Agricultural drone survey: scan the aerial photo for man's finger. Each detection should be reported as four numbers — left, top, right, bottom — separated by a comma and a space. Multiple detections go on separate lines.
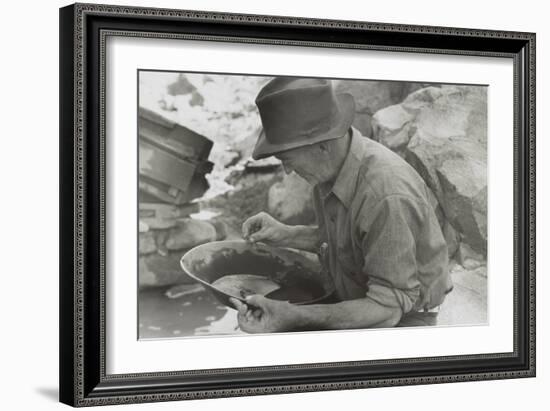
241, 218, 254, 238
242, 214, 263, 238
245, 308, 256, 322
229, 297, 248, 316
252, 308, 263, 320
250, 226, 275, 243
245, 294, 270, 311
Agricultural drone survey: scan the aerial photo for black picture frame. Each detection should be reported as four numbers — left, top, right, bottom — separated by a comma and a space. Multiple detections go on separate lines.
59, 3, 536, 407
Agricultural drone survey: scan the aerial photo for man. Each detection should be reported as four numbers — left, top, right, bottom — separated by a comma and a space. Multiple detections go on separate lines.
230, 77, 452, 333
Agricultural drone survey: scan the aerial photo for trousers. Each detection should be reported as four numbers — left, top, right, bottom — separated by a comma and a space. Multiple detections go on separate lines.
396, 311, 439, 327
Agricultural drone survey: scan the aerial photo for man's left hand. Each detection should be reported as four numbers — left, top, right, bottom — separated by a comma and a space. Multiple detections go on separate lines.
229, 295, 298, 333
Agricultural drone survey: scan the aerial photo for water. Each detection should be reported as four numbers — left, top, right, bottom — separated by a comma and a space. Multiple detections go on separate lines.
138, 285, 243, 339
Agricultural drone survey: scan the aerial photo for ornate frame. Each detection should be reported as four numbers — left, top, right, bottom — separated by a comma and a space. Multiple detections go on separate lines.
59, 2, 536, 407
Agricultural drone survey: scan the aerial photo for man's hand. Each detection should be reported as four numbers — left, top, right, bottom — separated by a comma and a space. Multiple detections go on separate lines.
229, 295, 298, 333
242, 212, 291, 246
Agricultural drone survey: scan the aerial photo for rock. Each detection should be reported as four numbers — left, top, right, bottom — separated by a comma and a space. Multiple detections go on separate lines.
139, 232, 157, 255
210, 220, 228, 241
436, 160, 487, 254
456, 242, 485, 270
164, 219, 218, 251
167, 74, 198, 96
207, 168, 283, 234
139, 253, 195, 288
351, 112, 374, 138
473, 265, 487, 278
371, 104, 415, 151
139, 203, 200, 230
225, 165, 283, 192
426, 187, 459, 259
140, 202, 200, 219
442, 220, 460, 259
155, 230, 169, 256
139, 220, 149, 233
217, 149, 241, 168
232, 126, 263, 160
267, 173, 315, 225
188, 91, 205, 107
335, 80, 428, 137
448, 262, 487, 302
395, 85, 488, 255
139, 216, 178, 230
166, 74, 205, 108
244, 157, 281, 171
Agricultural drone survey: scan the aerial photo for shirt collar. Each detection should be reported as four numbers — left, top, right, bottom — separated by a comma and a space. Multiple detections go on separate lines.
318, 127, 363, 208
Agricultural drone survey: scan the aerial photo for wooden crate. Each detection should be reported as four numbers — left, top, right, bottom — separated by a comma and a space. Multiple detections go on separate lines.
138, 107, 213, 204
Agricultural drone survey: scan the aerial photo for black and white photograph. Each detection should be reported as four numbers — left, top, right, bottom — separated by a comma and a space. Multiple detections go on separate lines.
54, 1, 536, 407
137, 71, 488, 339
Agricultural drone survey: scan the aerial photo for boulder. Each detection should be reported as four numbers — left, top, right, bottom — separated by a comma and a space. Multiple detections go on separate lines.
139, 253, 195, 288
164, 219, 218, 251
225, 163, 283, 192
335, 80, 427, 137
456, 242, 485, 270
426, 187, 459, 259
139, 203, 200, 230
167, 74, 197, 96
442, 220, 460, 260
394, 85, 488, 255
139, 231, 157, 255
218, 149, 241, 168
139, 220, 149, 233
371, 104, 415, 152
267, 173, 316, 225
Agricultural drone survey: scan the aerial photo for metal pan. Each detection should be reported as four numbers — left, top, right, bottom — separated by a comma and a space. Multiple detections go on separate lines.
180, 240, 335, 308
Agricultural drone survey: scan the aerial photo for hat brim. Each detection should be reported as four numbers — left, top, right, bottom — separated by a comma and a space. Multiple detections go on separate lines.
251, 93, 355, 160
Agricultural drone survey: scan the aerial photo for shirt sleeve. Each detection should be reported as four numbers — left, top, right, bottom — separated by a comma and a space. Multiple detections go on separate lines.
358, 194, 430, 315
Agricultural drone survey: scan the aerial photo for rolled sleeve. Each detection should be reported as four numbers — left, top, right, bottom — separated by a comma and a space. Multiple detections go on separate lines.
359, 194, 427, 315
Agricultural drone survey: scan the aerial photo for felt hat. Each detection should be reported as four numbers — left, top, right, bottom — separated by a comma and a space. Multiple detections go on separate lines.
252, 77, 355, 160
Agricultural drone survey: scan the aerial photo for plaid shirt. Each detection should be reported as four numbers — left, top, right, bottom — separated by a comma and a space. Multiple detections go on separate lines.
313, 127, 452, 315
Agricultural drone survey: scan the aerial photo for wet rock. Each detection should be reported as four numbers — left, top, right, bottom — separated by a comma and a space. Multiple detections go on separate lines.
165, 219, 218, 251
139, 231, 157, 255
393, 85, 488, 255
267, 173, 315, 225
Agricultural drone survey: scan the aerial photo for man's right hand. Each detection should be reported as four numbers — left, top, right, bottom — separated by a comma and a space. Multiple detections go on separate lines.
242, 212, 291, 246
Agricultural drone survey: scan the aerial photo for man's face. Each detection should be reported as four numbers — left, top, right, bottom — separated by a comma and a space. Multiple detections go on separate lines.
274, 145, 323, 185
